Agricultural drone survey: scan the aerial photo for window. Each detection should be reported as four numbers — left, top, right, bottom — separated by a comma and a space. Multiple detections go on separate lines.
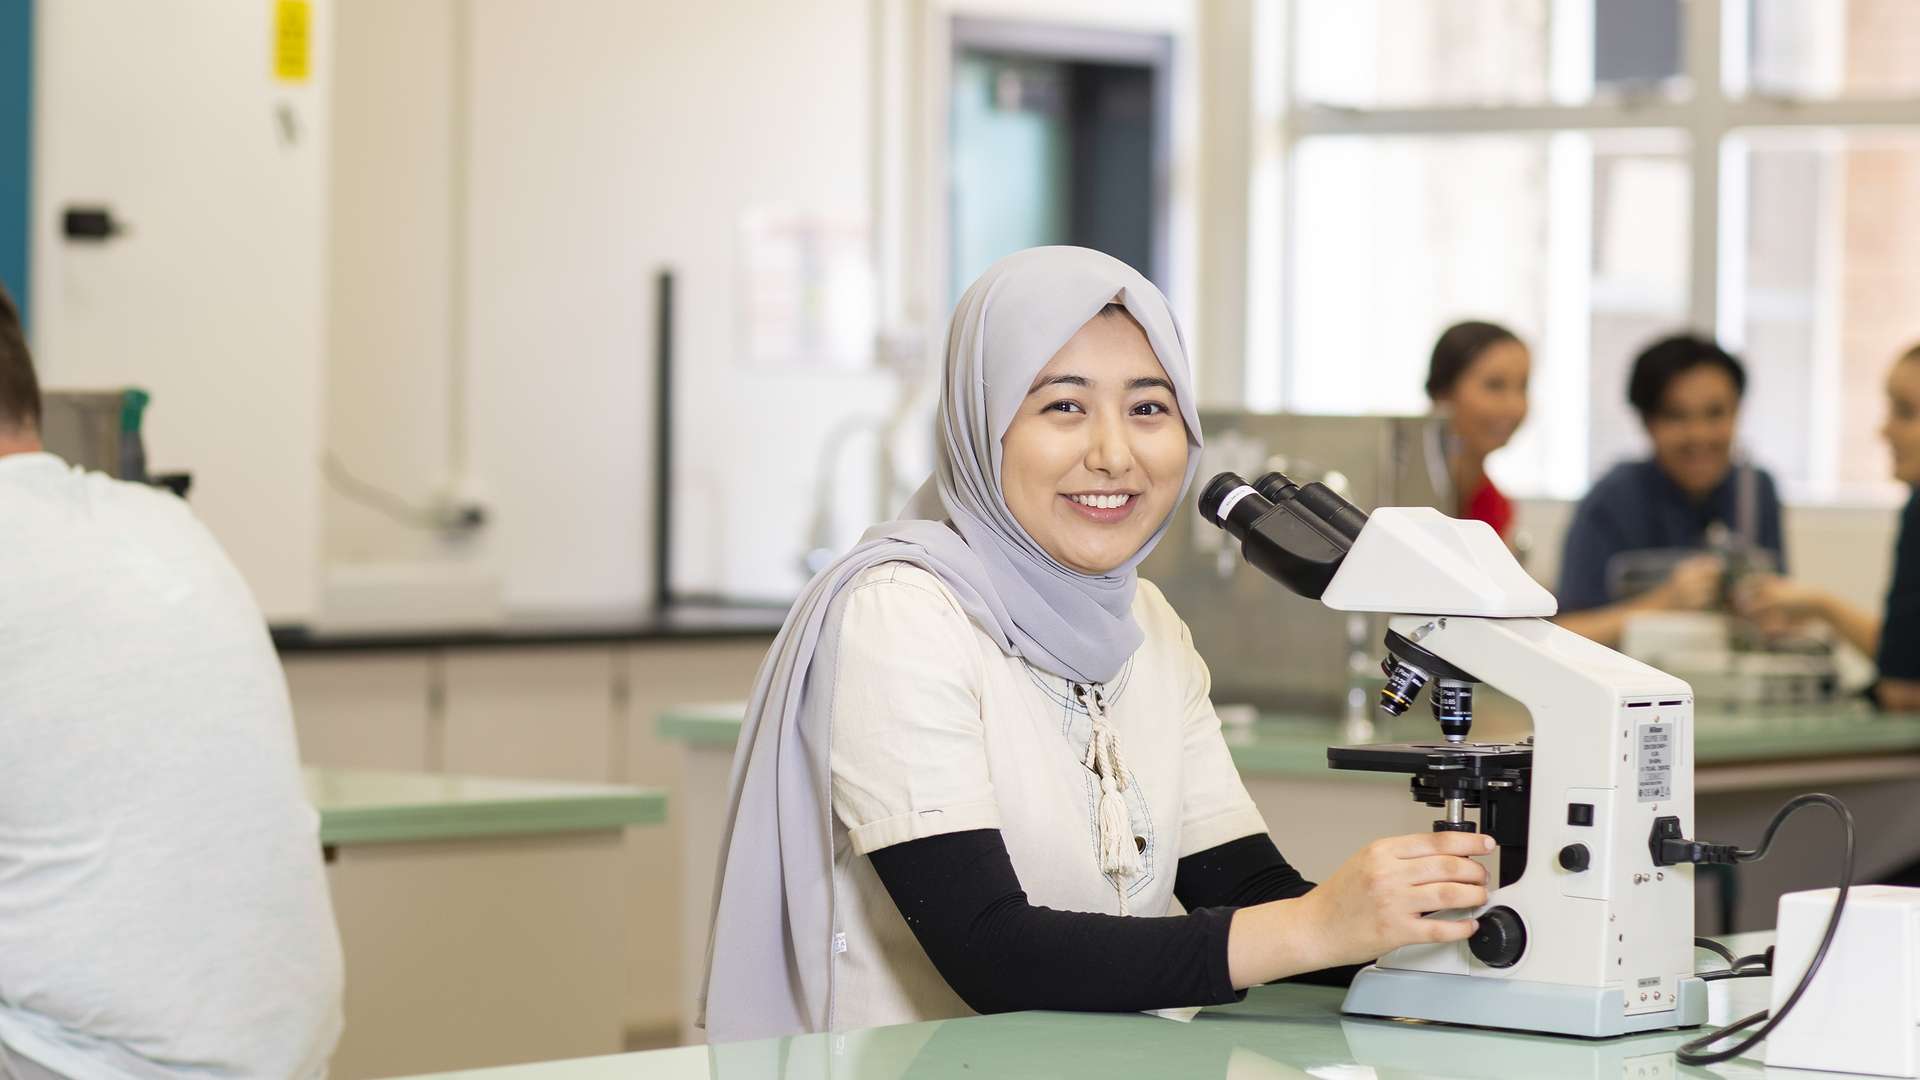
1265, 0, 1920, 503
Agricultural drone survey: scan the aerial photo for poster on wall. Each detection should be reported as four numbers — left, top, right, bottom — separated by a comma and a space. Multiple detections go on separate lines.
736, 208, 876, 371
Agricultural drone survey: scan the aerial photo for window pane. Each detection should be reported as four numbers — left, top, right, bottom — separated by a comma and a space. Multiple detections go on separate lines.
1293, 0, 1685, 109
1587, 135, 1693, 486
1743, 0, 1920, 100
1286, 133, 1690, 497
1727, 129, 1920, 501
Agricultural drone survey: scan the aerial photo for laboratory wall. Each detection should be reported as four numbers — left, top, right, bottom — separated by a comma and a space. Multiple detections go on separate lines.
323, 0, 1207, 622
29, 0, 332, 621
20, 0, 1224, 627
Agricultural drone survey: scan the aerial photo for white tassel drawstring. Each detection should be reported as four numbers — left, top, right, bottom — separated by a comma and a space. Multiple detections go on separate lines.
1075, 684, 1140, 914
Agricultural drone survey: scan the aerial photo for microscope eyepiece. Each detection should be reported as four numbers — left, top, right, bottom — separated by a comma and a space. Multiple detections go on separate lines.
1252, 472, 1300, 505
1197, 471, 1369, 601
1253, 472, 1367, 543
1198, 472, 1271, 538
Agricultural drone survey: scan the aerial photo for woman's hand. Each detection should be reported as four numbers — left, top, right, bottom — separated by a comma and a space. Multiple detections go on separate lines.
1227, 832, 1493, 985
1297, 832, 1494, 964
1733, 573, 1829, 635
1732, 573, 1886, 655
1649, 554, 1726, 612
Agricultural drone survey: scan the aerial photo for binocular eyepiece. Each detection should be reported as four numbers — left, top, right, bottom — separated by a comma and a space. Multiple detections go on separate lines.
1198, 471, 1479, 739
1197, 471, 1367, 601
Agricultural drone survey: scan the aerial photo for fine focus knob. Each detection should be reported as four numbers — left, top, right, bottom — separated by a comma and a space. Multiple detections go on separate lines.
1468, 906, 1527, 969
1558, 843, 1591, 872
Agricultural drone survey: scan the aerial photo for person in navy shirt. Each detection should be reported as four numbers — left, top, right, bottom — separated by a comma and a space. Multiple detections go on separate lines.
1737, 341, 1920, 711
1556, 335, 1786, 647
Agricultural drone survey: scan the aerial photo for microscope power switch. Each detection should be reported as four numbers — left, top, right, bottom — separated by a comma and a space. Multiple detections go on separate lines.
1557, 843, 1591, 872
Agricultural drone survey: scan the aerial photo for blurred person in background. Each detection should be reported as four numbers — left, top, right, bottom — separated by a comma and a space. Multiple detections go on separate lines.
1555, 334, 1785, 648
0, 285, 342, 1079
1424, 320, 1531, 541
1736, 341, 1920, 712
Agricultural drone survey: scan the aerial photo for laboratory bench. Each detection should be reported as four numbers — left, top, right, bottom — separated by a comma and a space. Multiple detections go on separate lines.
271, 602, 788, 654
659, 701, 1920, 1042
306, 767, 667, 1079
281, 634, 775, 1048
390, 933, 1794, 1078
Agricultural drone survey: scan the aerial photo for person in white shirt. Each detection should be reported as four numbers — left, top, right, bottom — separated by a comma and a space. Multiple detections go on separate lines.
0, 285, 343, 1079
700, 247, 1493, 1041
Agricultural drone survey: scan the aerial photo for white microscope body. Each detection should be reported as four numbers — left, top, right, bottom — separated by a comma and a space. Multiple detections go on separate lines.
1319, 507, 1705, 1036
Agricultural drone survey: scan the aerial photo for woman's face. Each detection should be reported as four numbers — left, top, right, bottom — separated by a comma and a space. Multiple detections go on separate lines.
1646, 365, 1741, 498
1881, 357, 1920, 486
1438, 339, 1530, 458
1000, 311, 1190, 575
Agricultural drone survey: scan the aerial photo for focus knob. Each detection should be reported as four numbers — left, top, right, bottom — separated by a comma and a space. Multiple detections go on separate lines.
1558, 843, 1591, 872
1468, 906, 1526, 969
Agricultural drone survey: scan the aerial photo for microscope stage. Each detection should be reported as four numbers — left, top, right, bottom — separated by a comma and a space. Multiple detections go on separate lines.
1327, 742, 1533, 776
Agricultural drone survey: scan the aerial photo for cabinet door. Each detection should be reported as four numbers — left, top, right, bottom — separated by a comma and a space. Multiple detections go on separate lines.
442, 646, 619, 781
283, 654, 435, 771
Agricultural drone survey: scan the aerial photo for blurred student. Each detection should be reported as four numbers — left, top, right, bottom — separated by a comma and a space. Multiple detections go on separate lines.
0, 286, 342, 1079
1737, 342, 1920, 711
1556, 335, 1785, 647
1424, 321, 1530, 540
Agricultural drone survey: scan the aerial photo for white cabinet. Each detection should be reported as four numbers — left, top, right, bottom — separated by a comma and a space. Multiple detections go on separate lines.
281, 635, 773, 1047
283, 654, 436, 771
442, 647, 622, 782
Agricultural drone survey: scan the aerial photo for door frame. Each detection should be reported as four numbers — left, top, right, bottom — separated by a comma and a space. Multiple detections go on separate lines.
944, 15, 1176, 299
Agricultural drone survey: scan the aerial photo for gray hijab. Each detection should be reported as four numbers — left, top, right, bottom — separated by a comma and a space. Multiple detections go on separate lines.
699, 246, 1203, 1042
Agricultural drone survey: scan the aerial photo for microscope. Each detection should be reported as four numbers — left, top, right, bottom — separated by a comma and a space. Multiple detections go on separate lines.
1200, 472, 1707, 1038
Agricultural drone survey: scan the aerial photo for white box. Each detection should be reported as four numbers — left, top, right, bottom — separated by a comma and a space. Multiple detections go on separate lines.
1766, 885, 1920, 1077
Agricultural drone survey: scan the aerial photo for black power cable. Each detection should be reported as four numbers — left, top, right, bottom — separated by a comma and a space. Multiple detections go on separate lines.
1692, 937, 1736, 967
1674, 793, 1855, 1067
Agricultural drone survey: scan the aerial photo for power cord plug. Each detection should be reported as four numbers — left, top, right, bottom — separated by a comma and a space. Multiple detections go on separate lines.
1651, 815, 1741, 866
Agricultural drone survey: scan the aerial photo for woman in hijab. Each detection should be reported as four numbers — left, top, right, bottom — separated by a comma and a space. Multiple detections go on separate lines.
699, 247, 1492, 1042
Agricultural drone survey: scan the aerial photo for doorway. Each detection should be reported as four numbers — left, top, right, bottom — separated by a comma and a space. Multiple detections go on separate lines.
947, 18, 1173, 306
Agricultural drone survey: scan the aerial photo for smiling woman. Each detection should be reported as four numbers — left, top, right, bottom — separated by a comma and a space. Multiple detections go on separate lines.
1424, 320, 1531, 539
700, 246, 1496, 1044
1000, 304, 1189, 575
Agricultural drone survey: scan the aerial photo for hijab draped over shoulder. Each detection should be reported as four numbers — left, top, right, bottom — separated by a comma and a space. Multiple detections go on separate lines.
700, 246, 1203, 1041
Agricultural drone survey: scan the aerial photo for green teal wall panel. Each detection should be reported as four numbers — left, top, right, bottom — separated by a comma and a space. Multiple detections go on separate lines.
0, 0, 30, 327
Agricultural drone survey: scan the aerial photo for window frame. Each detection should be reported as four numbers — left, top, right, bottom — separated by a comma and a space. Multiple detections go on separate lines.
1258, 0, 1920, 504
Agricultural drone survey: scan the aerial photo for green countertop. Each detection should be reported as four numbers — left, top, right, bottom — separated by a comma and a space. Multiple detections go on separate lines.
306, 768, 666, 846
397, 936, 1786, 1078
660, 701, 1920, 778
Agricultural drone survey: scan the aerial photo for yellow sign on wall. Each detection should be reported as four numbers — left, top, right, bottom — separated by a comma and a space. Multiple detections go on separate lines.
273, 0, 310, 82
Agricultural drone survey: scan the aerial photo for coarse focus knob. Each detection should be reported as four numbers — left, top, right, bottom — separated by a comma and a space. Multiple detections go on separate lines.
1469, 906, 1527, 969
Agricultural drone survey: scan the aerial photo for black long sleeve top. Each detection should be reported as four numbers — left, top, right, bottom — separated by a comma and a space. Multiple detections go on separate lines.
866, 828, 1355, 1016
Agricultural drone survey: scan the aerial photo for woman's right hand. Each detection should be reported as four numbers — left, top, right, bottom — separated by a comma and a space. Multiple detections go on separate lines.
1292, 832, 1494, 967
1227, 832, 1495, 987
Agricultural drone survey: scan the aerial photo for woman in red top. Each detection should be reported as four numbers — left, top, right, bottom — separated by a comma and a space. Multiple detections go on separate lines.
1425, 321, 1531, 539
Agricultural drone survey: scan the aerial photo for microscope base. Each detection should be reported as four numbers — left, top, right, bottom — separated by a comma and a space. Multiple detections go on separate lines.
1340, 965, 1707, 1038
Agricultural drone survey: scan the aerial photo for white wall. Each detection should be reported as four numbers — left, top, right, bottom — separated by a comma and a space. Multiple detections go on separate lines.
472, 0, 893, 608
325, 0, 460, 569
322, 0, 1209, 618
31, 1, 333, 621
